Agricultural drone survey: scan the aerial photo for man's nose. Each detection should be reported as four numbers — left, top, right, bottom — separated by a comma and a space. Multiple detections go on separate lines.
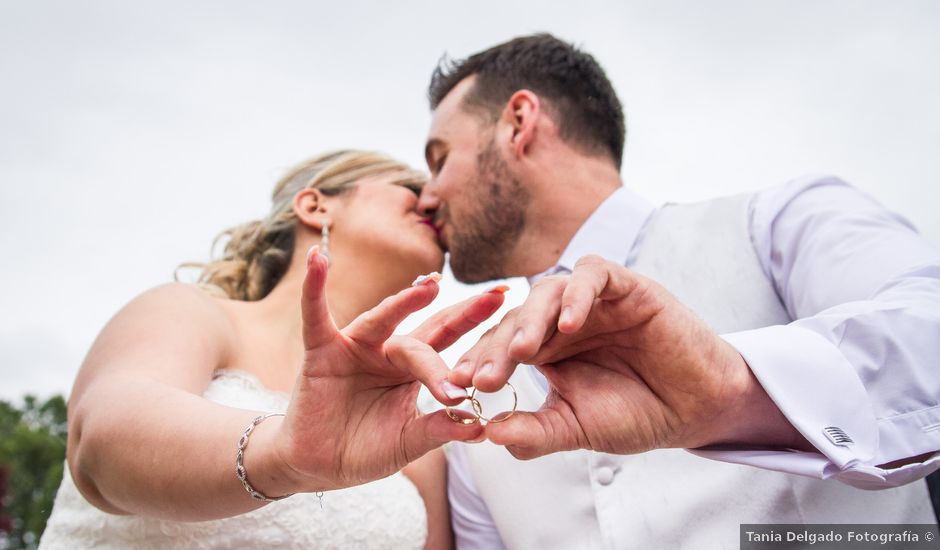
417, 187, 440, 218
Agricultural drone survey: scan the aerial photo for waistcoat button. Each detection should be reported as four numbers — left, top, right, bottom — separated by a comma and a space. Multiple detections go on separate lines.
596, 466, 615, 486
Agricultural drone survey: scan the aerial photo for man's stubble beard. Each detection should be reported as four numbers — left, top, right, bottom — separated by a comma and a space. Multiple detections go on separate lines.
447, 141, 531, 284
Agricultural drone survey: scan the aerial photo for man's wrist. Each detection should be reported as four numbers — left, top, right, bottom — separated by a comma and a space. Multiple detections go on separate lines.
698, 348, 813, 452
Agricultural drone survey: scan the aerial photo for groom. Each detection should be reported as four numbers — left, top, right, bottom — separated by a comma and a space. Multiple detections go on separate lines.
417, 34, 940, 548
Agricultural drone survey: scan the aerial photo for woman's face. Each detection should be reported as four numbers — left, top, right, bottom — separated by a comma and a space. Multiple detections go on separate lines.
328, 171, 445, 279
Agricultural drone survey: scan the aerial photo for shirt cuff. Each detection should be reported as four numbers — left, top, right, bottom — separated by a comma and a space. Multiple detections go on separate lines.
722, 324, 878, 466
687, 448, 940, 490
697, 325, 940, 488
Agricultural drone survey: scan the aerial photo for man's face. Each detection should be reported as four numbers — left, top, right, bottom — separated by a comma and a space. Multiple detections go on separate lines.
418, 78, 530, 283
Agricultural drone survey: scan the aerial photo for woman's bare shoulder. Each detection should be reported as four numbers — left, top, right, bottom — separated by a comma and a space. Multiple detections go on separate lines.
116, 282, 239, 334
126, 281, 231, 311
74, 283, 241, 394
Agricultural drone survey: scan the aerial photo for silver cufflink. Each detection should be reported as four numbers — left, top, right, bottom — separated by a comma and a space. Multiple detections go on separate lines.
822, 426, 854, 447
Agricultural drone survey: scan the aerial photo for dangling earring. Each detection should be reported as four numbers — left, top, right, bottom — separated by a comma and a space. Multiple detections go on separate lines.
320, 220, 331, 266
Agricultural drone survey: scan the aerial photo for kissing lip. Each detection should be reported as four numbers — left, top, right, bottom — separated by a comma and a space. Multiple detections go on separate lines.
420, 218, 446, 248
420, 218, 442, 238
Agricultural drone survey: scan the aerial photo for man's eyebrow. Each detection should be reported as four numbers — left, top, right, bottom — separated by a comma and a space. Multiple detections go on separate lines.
424, 138, 444, 166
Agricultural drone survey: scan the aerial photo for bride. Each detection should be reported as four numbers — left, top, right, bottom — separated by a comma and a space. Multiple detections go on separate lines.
39, 150, 506, 549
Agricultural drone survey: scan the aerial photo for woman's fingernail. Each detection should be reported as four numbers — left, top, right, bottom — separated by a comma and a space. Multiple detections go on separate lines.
442, 381, 468, 400
411, 272, 442, 287
479, 362, 495, 378
510, 328, 526, 350
306, 245, 320, 266
486, 285, 510, 294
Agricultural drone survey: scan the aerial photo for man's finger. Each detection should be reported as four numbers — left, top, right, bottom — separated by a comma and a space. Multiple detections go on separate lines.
505, 275, 567, 362
344, 274, 441, 346
464, 275, 566, 392
385, 336, 468, 406
302, 247, 338, 350
559, 256, 657, 335
400, 409, 486, 464
461, 277, 567, 392
557, 255, 615, 333
484, 397, 584, 460
411, 286, 508, 352
449, 324, 497, 388
468, 307, 524, 392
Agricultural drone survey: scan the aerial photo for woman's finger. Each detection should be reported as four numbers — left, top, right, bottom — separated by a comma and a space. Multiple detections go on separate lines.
411, 286, 508, 352
385, 336, 468, 405
301, 247, 338, 350
343, 274, 441, 347
399, 409, 485, 464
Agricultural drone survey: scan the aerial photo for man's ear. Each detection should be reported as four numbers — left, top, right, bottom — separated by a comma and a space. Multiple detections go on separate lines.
293, 188, 332, 231
501, 90, 540, 159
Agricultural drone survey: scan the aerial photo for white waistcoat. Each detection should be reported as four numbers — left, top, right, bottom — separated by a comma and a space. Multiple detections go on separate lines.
462, 194, 934, 550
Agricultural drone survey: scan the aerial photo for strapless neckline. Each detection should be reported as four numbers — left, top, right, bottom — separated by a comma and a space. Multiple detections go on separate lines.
39, 370, 428, 549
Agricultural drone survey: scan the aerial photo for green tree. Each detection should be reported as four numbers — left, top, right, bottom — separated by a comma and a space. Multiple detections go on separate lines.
0, 395, 67, 550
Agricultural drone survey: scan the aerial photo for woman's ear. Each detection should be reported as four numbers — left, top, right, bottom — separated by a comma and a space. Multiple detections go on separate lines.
293, 188, 332, 231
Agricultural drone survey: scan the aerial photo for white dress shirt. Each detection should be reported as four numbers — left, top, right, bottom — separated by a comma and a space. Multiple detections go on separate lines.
449, 175, 940, 549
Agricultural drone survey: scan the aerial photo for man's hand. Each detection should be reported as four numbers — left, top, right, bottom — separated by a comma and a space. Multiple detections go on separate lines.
450, 255, 809, 460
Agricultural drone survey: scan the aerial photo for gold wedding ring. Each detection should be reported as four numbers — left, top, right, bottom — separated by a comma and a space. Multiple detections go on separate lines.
445, 402, 479, 425
445, 382, 517, 424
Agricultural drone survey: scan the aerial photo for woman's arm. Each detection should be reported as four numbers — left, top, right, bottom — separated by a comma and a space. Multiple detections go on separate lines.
67, 283, 284, 520
403, 447, 454, 550
69, 254, 504, 522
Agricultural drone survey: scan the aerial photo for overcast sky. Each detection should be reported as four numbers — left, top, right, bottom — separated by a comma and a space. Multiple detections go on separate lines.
1, 1, 938, 401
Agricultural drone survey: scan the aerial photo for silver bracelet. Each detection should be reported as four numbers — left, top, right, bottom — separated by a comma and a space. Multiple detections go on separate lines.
235, 413, 295, 502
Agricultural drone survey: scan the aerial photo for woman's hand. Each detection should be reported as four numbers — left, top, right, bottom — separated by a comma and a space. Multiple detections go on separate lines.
268, 247, 505, 493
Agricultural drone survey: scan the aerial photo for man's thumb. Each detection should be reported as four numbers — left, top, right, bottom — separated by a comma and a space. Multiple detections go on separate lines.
485, 405, 582, 460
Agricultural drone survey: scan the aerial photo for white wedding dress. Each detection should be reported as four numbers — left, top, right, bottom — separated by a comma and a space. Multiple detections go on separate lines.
39, 370, 428, 549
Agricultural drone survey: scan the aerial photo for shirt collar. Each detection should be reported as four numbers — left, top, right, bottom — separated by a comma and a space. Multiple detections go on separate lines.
527, 186, 656, 285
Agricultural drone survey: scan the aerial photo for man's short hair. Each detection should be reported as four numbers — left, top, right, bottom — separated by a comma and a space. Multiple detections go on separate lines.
428, 33, 626, 169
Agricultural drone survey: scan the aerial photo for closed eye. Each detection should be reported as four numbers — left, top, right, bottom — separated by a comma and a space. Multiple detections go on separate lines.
435, 153, 448, 174
402, 183, 423, 197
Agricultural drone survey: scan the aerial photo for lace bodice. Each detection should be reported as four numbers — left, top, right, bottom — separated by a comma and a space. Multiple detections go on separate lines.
39, 370, 428, 549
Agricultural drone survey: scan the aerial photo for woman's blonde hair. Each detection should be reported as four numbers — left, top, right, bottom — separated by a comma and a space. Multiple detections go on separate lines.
179, 150, 427, 301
